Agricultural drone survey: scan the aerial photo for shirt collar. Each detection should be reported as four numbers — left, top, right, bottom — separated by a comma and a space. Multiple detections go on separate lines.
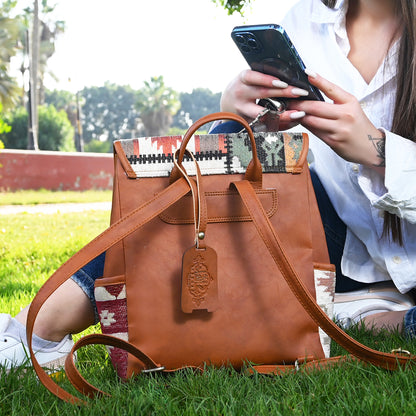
310, 0, 346, 24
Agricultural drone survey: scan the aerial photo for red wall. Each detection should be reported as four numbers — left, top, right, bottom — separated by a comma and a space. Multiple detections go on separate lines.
0, 149, 113, 191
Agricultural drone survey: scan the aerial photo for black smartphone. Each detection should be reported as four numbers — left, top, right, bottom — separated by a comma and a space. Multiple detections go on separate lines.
231, 24, 324, 101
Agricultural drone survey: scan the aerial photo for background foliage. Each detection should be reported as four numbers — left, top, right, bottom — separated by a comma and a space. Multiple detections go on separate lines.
0, 82, 222, 151
213, 0, 251, 15
0, 0, 233, 153
1, 104, 74, 151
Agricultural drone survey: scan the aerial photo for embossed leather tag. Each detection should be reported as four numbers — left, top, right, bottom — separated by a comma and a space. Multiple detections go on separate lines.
181, 245, 218, 313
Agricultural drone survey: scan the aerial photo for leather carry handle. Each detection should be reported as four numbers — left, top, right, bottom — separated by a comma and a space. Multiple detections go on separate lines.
232, 179, 416, 370
170, 112, 262, 187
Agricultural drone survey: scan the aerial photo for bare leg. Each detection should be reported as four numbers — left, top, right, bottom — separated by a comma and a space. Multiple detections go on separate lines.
15, 279, 95, 342
362, 310, 407, 332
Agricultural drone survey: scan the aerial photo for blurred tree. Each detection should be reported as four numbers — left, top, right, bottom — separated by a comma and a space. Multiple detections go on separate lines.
173, 88, 221, 129
38, 104, 74, 151
80, 83, 140, 145
0, 104, 74, 151
45, 88, 77, 145
16, 0, 65, 150
83, 139, 112, 153
0, 102, 10, 151
212, 0, 251, 15
135, 76, 180, 136
20, 0, 65, 105
0, 1, 23, 109
45, 89, 77, 125
45, 83, 222, 151
0, 103, 11, 135
1, 106, 31, 149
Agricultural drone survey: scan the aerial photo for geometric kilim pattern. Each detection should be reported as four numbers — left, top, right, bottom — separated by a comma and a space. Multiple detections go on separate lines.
313, 268, 336, 359
94, 283, 128, 379
117, 132, 305, 178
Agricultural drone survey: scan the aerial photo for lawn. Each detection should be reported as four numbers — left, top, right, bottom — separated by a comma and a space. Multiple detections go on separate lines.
0, 189, 112, 206
1, 207, 416, 415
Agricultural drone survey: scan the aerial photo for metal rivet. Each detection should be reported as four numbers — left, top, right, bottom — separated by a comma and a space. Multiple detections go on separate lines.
198, 232, 205, 240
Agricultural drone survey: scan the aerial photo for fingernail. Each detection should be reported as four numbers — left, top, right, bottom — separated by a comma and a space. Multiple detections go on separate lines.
291, 88, 309, 96
272, 80, 289, 88
290, 111, 306, 120
305, 68, 317, 78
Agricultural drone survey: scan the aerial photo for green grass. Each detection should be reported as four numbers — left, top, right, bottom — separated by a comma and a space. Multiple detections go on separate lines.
0, 211, 110, 315
0, 189, 112, 206
1, 210, 416, 415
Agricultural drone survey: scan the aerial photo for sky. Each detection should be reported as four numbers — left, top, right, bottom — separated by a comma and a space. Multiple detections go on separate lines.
38, 0, 299, 94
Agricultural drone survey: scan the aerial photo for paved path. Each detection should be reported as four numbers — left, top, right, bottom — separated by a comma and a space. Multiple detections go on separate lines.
0, 202, 111, 215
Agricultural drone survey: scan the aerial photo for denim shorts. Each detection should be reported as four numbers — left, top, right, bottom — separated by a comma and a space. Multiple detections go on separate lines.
404, 307, 416, 338
70, 252, 105, 323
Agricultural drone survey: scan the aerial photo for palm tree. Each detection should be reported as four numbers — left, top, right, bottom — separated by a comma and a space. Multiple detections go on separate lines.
23, 0, 65, 149
135, 76, 180, 136
0, 15, 22, 109
37, 18, 65, 105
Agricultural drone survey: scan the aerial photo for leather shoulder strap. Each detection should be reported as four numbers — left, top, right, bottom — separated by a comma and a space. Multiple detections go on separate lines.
26, 178, 191, 404
29, 175, 415, 403
63, 178, 416, 403
232, 179, 416, 370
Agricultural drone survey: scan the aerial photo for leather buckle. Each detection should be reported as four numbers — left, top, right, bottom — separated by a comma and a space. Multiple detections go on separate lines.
391, 348, 411, 356
142, 366, 165, 373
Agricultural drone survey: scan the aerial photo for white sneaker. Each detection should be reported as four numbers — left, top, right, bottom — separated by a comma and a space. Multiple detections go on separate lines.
334, 282, 415, 329
0, 314, 74, 370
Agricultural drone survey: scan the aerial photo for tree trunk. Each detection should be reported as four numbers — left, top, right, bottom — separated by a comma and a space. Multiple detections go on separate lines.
27, 0, 39, 150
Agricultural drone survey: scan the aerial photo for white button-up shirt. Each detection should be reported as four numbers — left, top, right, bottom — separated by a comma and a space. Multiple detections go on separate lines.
281, 0, 416, 293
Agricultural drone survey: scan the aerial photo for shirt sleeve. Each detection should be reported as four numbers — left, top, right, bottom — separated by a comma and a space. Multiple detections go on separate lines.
359, 129, 416, 224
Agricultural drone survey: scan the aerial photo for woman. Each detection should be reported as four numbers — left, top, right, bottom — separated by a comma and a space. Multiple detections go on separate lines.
2, 0, 416, 369
220, 0, 416, 331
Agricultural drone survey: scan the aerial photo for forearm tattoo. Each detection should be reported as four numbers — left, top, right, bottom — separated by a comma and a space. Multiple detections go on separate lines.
368, 131, 386, 167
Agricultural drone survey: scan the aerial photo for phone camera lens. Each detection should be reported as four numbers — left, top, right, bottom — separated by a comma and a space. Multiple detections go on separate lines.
246, 35, 260, 52
234, 32, 262, 53
235, 35, 245, 45
247, 39, 258, 49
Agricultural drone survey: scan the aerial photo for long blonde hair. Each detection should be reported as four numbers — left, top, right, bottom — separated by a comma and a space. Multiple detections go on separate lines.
321, 0, 416, 244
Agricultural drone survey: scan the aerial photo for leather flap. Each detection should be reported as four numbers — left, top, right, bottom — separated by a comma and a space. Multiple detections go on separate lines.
114, 132, 308, 179
160, 188, 277, 224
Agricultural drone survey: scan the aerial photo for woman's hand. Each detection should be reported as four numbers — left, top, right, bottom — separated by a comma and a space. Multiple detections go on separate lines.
289, 71, 386, 169
221, 69, 385, 170
220, 69, 310, 130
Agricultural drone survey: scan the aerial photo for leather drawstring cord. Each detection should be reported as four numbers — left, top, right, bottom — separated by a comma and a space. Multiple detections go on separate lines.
173, 148, 207, 248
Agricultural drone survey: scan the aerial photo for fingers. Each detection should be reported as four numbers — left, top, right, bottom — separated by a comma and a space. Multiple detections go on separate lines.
289, 99, 339, 120
289, 99, 349, 141
300, 114, 339, 140
278, 112, 306, 131
239, 68, 277, 87
239, 69, 312, 101
305, 69, 354, 104
221, 69, 328, 123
